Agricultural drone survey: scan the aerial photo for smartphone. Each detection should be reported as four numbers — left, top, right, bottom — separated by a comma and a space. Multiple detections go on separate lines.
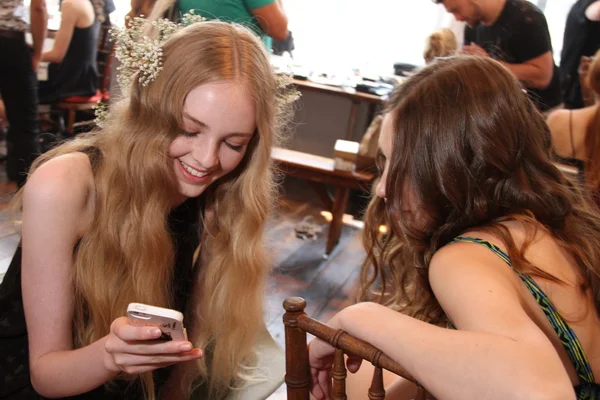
127, 303, 188, 341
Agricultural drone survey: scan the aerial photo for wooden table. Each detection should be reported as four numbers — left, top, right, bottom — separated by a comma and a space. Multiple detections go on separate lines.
272, 147, 375, 255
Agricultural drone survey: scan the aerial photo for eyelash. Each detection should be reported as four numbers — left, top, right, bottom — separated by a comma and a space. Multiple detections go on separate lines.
225, 142, 245, 152
376, 152, 386, 173
182, 130, 245, 152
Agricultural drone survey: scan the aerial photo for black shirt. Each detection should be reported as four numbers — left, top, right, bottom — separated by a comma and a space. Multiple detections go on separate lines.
560, 0, 600, 109
464, 0, 562, 112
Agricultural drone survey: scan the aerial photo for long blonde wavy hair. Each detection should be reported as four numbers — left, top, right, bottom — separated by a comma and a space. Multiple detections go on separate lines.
15, 21, 289, 399
360, 56, 600, 325
423, 28, 457, 64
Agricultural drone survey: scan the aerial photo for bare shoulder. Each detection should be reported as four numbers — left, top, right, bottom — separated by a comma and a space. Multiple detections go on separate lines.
429, 231, 519, 298
56, 0, 80, 13
546, 109, 573, 157
23, 153, 95, 232
546, 108, 569, 131
429, 232, 510, 274
429, 232, 532, 332
59, 0, 86, 10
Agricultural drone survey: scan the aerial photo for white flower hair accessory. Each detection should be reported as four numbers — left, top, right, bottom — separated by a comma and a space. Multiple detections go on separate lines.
111, 12, 206, 89
93, 101, 108, 128
95, 13, 300, 127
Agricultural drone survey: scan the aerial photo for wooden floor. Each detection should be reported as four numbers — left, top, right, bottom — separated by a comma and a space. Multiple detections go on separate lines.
0, 167, 367, 399
264, 177, 367, 398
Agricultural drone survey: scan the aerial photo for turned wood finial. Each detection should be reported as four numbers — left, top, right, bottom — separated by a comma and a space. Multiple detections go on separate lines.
283, 297, 307, 312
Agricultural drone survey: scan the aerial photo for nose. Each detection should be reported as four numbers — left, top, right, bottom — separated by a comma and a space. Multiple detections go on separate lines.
375, 177, 386, 200
192, 137, 219, 170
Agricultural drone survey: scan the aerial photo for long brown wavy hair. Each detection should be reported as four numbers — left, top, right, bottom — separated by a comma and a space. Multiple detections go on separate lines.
360, 56, 600, 325
583, 50, 600, 187
14, 21, 291, 399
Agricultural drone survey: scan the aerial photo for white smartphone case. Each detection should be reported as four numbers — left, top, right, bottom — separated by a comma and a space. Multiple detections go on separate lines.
127, 303, 188, 341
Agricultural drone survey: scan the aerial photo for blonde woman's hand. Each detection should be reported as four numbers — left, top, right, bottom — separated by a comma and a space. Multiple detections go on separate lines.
103, 317, 203, 375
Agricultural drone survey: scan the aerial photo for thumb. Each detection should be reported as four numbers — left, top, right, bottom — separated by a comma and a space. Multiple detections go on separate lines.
346, 356, 363, 373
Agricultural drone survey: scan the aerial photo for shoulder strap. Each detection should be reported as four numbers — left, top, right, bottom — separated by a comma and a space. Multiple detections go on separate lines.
569, 110, 576, 159
451, 236, 512, 266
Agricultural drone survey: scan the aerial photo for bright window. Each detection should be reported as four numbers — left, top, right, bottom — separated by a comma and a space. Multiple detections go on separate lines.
529, 0, 577, 63
282, 0, 576, 74
104, 0, 576, 73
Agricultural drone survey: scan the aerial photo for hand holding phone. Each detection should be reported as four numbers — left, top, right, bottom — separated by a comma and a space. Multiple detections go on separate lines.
127, 303, 188, 341
103, 312, 202, 375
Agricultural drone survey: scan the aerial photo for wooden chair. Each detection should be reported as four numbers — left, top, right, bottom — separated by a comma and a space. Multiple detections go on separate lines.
283, 297, 431, 399
55, 21, 114, 135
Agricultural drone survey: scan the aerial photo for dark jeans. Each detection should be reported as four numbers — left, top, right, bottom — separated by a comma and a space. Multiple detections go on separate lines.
0, 35, 40, 187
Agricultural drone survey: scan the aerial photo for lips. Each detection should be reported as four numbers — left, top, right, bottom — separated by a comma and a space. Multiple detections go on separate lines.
179, 159, 208, 178
177, 159, 214, 184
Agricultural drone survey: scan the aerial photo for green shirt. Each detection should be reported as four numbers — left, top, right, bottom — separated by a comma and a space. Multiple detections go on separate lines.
178, 0, 275, 39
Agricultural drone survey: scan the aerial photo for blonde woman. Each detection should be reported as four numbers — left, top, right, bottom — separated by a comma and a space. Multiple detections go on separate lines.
0, 21, 291, 399
423, 28, 457, 64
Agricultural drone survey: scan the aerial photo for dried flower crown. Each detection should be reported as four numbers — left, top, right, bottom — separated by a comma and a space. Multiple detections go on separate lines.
111, 12, 207, 89
95, 12, 299, 127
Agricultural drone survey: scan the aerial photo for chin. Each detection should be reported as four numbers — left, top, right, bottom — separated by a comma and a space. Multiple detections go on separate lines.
179, 184, 209, 200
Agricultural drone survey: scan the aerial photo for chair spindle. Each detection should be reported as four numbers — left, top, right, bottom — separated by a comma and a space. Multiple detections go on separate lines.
332, 348, 347, 400
368, 367, 385, 400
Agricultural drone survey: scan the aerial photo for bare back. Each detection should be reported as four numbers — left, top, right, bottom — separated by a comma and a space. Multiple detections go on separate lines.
548, 106, 599, 161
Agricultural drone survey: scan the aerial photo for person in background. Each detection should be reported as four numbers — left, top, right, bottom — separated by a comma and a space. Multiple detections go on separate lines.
423, 28, 457, 64
38, 0, 103, 103
0, 20, 294, 399
308, 56, 600, 399
560, 0, 600, 110
128, 0, 156, 20
148, 0, 288, 44
548, 50, 600, 193
0, 0, 46, 187
434, 0, 562, 113
103, 0, 115, 22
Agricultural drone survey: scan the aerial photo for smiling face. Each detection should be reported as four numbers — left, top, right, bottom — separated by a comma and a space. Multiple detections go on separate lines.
168, 81, 256, 204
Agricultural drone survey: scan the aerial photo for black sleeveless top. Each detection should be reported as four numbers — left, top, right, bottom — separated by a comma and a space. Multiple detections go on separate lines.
38, 19, 100, 104
0, 149, 203, 399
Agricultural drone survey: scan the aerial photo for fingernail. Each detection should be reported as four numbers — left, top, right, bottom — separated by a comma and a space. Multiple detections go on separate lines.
193, 349, 203, 356
180, 343, 192, 352
150, 328, 161, 337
